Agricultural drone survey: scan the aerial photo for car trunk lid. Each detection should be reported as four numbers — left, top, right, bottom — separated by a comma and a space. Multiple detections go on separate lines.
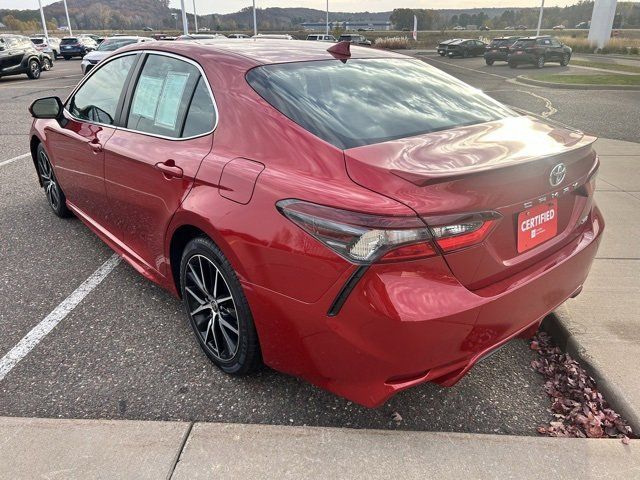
343, 115, 598, 289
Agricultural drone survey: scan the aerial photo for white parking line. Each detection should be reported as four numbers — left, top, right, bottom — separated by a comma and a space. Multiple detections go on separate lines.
0, 254, 121, 382
0, 153, 30, 168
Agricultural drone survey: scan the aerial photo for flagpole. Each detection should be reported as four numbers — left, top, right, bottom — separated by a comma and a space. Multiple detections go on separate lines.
192, 0, 198, 33
37, 0, 49, 44
62, 0, 72, 36
180, 0, 188, 35
253, 0, 258, 36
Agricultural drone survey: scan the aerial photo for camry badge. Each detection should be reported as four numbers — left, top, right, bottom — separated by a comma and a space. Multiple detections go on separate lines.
549, 163, 566, 187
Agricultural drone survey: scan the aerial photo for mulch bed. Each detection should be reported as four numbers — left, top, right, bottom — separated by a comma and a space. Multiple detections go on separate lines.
530, 331, 633, 443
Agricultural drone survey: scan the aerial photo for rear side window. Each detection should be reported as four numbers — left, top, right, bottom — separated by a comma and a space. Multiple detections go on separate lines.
514, 39, 535, 47
182, 77, 216, 137
69, 54, 136, 125
126, 54, 214, 138
247, 58, 513, 149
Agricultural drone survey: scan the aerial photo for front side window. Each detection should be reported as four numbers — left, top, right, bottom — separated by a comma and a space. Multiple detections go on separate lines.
247, 58, 514, 149
126, 54, 211, 138
69, 54, 136, 125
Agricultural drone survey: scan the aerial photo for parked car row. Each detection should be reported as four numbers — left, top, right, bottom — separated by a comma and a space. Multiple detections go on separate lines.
438, 35, 572, 68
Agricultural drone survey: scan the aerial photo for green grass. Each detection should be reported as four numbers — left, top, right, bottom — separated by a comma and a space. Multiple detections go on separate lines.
530, 73, 640, 85
570, 59, 640, 74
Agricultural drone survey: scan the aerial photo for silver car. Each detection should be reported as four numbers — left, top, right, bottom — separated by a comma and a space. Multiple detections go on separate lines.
81, 36, 153, 75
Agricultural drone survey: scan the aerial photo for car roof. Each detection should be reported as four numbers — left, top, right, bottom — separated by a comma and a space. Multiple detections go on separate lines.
119, 39, 406, 66
103, 35, 148, 40
519, 35, 552, 40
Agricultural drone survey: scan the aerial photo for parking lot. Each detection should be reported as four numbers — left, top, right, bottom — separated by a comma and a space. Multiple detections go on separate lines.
417, 52, 640, 142
0, 52, 627, 435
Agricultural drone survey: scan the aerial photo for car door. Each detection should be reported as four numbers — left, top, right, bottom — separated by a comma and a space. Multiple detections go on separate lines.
476, 41, 486, 55
549, 37, 563, 60
538, 38, 552, 59
103, 52, 215, 274
47, 53, 139, 235
3, 37, 25, 71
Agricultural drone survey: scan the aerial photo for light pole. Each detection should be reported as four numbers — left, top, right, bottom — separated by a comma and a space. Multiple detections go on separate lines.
192, 0, 198, 33
536, 0, 545, 36
252, 0, 257, 36
37, 0, 49, 44
62, 0, 72, 36
326, 0, 329, 35
180, 0, 188, 35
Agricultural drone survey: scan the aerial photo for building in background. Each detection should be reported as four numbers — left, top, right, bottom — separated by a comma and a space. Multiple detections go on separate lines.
301, 21, 392, 31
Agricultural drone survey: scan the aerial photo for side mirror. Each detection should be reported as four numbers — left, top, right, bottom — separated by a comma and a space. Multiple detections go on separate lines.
29, 96, 63, 119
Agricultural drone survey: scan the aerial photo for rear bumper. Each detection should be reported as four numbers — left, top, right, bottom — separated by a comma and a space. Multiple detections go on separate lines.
484, 51, 508, 61
245, 205, 604, 408
508, 53, 537, 64
60, 48, 85, 57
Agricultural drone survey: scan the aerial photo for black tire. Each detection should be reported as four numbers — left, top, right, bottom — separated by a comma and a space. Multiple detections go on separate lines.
180, 236, 262, 376
485, 59, 494, 66
439, 52, 445, 56
509, 61, 517, 69
26, 59, 41, 79
43, 57, 52, 71
63, 56, 71, 60
536, 55, 545, 69
560, 53, 570, 66
54, 50, 59, 60
36, 144, 71, 218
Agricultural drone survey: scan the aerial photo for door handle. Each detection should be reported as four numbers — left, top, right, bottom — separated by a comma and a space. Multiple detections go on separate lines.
155, 160, 183, 179
89, 139, 103, 152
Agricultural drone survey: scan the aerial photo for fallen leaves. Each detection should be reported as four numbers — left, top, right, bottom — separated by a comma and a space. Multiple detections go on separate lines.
530, 332, 634, 441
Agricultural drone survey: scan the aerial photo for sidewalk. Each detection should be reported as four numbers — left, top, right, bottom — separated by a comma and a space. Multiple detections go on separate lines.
0, 417, 637, 479
550, 137, 640, 430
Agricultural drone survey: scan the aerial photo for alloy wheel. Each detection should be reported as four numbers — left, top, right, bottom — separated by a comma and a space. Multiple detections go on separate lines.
28, 60, 41, 79
184, 254, 240, 362
37, 149, 61, 210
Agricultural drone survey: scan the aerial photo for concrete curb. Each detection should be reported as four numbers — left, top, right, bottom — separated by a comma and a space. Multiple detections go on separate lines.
516, 74, 640, 90
542, 309, 640, 433
1, 417, 638, 479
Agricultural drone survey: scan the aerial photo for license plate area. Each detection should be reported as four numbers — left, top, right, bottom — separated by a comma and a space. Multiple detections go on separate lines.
517, 199, 558, 253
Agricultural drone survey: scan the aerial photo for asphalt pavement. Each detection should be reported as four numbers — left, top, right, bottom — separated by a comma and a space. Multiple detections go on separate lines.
416, 53, 640, 142
0, 52, 631, 435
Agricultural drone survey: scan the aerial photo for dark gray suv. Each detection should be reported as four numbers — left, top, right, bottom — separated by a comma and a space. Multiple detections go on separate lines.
0, 34, 45, 79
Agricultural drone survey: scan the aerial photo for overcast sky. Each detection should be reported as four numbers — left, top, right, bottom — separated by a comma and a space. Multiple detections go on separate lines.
3, 0, 628, 15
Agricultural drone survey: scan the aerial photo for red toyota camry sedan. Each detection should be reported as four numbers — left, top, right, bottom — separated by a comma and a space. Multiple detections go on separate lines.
28, 40, 603, 407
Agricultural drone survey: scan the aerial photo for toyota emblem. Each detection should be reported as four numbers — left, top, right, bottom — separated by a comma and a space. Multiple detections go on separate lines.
549, 163, 566, 187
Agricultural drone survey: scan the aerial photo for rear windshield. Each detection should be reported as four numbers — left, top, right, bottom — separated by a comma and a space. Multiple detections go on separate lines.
31, 38, 44, 44
97, 38, 137, 51
490, 39, 514, 47
246, 58, 514, 149
513, 39, 535, 47
61, 38, 78, 44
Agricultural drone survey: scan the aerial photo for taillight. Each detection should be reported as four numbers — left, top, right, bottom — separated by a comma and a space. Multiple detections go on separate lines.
276, 199, 437, 264
578, 159, 599, 197
426, 212, 501, 253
